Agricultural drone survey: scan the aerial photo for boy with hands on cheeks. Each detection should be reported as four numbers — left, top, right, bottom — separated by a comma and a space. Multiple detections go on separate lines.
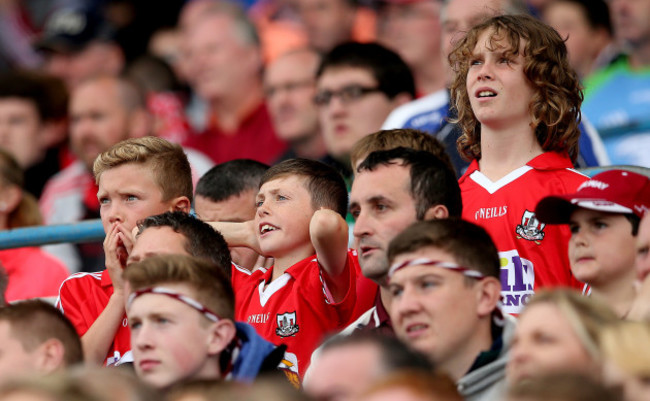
209, 158, 357, 378
56, 136, 192, 366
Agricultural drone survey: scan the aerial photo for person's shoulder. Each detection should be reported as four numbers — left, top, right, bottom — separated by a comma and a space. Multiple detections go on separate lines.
59, 271, 104, 290
583, 56, 631, 98
41, 161, 89, 190
382, 90, 449, 130
184, 147, 215, 177
18, 247, 70, 275
286, 254, 319, 275
39, 161, 91, 212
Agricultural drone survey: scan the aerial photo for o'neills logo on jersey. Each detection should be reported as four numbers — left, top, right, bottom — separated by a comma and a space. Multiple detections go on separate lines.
500, 250, 535, 314
276, 311, 299, 337
516, 210, 545, 243
474, 206, 507, 220
247, 313, 270, 324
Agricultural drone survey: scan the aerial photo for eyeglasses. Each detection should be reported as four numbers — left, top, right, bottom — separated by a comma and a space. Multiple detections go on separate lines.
127, 286, 220, 322
313, 85, 384, 106
387, 257, 486, 281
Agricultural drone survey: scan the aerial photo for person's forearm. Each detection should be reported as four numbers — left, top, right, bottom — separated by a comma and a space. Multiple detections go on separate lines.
208, 221, 261, 253
311, 209, 350, 302
80, 292, 126, 365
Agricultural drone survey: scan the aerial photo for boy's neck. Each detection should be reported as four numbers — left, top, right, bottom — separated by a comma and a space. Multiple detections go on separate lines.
591, 271, 638, 318
478, 124, 543, 181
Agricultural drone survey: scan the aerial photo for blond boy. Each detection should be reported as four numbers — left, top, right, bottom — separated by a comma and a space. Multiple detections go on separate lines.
56, 136, 192, 366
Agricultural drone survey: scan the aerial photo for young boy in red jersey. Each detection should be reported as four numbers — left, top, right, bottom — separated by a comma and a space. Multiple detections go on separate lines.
210, 158, 357, 378
536, 169, 650, 317
449, 15, 589, 314
56, 136, 192, 366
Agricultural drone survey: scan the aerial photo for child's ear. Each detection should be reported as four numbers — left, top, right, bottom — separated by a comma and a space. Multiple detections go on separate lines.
207, 319, 237, 356
422, 204, 449, 220
169, 196, 191, 213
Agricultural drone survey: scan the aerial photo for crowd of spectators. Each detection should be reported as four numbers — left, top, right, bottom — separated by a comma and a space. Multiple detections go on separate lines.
0, 0, 648, 400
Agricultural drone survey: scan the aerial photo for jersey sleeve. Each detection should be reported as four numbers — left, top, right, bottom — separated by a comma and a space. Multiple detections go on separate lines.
318, 250, 358, 325
56, 275, 98, 337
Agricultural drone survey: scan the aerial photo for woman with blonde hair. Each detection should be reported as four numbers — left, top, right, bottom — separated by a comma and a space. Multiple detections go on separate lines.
600, 320, 650, 401
0, 148, 69, 302
506, 289, 618, 383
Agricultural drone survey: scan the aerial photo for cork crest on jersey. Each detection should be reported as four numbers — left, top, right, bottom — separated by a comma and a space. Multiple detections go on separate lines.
516, 210, 546, 243
276, 311, 299, 337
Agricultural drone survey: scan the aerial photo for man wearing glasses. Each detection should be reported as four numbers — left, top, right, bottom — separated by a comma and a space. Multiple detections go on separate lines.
314, 42, 416, 170
264, 49, 328, 162
386, 218, 514, 401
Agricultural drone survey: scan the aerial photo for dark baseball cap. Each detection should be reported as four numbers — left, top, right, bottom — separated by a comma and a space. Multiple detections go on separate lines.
33, 8, 116, 54
536, 169, 650, 224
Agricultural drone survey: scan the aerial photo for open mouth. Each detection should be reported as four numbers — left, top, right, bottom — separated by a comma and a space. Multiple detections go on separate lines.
360, 246, 377, 257
405, 323, 428, 335
260, 224, 278, 235
477, 90, 497, 98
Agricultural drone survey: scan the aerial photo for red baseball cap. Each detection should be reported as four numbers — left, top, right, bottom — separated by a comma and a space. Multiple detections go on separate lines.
536, 169, 650, 224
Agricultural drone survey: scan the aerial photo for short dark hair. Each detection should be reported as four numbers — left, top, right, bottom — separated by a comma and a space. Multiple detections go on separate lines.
261, 159, 348, 217
387, 218, 500, 280
625, 213, 641, 236
552, 0, 612, 35
195, 159, 269, 203
321, 332, 433, 373
0, 70, 68, 121
125, 254, 235, 321
136, 211, 231, 279
0, 300, 83, 367
316, 42, 416, 100
357, 147, 462, 219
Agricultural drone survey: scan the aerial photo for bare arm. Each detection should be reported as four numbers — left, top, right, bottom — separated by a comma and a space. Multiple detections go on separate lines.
310, 209, 350, 303
82, 223, 132, 365
207, 220, 262, 254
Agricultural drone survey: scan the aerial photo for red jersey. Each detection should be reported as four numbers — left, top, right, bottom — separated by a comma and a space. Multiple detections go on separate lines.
351, 260, 379, 322
0, 247, 70, 302
184, 102, 287, 165
56, 270, 131, 366
459, 152, 588, 314
235, 251, 358, 378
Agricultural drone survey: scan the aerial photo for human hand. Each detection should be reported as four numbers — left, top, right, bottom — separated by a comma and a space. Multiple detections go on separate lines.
103, 222, 135, 294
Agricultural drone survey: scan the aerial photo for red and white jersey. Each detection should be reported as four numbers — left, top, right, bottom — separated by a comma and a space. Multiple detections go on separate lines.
56, 270, 132, 366
235, 250, 358, 378
460, 152, 588, 314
